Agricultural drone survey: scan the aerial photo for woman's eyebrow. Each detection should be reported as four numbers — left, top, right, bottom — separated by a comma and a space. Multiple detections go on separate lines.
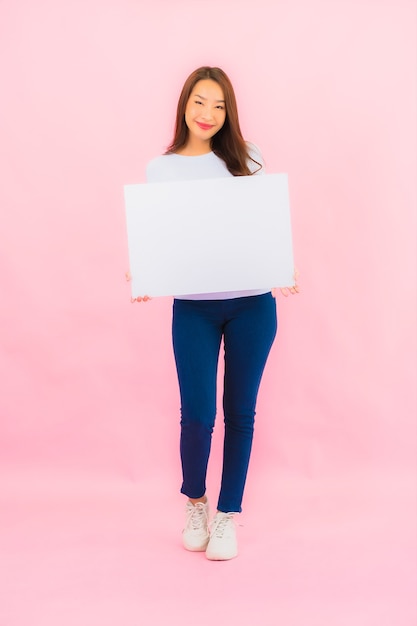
194, 93, 225, 103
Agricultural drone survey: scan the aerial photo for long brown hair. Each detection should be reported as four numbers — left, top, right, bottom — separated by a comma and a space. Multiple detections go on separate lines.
165, 66, 261, 176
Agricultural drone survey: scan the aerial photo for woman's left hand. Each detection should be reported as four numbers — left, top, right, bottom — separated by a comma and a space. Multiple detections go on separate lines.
272, 269, 300, 298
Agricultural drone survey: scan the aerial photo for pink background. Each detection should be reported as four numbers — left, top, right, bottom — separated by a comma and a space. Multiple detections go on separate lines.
1, 1, 416, 625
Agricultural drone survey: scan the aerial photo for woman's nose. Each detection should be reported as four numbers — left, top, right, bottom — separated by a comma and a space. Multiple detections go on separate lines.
201, 107, 213, 120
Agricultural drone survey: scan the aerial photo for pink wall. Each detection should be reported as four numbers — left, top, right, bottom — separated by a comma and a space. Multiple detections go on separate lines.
0, 0, 416, 486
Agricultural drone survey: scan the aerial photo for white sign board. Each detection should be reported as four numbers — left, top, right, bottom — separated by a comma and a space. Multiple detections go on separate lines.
124, 173, 294, 298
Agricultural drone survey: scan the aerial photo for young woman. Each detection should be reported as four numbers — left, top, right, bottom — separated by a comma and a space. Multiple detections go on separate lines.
132, 66, 298, 560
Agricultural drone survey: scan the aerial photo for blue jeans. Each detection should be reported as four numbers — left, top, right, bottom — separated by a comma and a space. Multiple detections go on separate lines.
172, 293, 277, 513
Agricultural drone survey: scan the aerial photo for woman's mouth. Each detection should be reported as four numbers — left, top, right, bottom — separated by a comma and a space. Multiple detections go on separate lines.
196, 122, 214, 131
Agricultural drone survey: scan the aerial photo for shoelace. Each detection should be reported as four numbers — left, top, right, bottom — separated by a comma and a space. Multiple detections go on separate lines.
187, 503, 208, 530
210, 513, 235, 538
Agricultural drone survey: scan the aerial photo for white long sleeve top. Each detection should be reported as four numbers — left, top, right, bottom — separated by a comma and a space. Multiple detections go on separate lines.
145, 143, 271, 300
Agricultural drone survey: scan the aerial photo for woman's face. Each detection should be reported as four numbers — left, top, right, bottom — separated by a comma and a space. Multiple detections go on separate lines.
184, 79, 226, 146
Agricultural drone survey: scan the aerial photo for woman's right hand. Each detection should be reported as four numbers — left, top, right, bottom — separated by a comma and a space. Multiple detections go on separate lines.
125, 271, 152, 303
130, 295, 152, 303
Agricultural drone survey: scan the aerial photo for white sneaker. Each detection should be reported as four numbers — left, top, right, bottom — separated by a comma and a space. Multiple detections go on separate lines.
206, 512, 238, 561
182, 500, 210, 551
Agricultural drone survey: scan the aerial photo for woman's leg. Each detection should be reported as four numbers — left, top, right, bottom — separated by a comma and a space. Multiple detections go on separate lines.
217, 293, 277, 513
172, 299, 223, 500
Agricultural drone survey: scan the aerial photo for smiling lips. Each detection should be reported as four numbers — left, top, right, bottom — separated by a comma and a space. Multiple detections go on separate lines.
196, 122, 214, 131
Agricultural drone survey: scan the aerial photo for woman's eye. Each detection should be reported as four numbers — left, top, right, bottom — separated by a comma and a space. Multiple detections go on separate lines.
216, 105, 224, 110
195, 100, 203, 105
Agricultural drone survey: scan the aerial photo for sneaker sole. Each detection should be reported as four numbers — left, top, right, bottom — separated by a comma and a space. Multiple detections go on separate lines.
205, 548, 238, 561
182, 537, 210, 552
